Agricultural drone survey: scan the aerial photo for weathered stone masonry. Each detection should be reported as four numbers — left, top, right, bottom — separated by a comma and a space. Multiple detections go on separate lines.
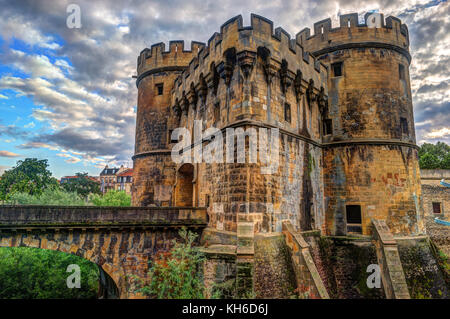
128, 12, 446, 298
133, 13, 422, 238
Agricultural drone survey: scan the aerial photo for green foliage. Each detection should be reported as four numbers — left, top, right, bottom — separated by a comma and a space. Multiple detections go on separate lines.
2, 186, 131, 207
4, 188, 87, 206
210, 279, 236, 299
0, 247, 99, 299
418, 142, 450, 169
132, 228, 205, 299
89, 190, 131, 207
61, 173, 101, 198
0, 158, 58, 200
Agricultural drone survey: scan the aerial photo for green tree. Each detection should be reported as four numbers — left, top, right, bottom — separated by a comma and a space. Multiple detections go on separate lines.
5, 188, 86, 206
89, 189, 131, 207
0, 247, 99, 299
0, 158, 58, 201
132, 228, 205, 299
61, 172, 101, 198
418, 142, 450, 169
419, 152, 440, 169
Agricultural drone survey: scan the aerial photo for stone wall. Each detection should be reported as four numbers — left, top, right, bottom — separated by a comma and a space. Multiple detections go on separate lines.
421, 169, 450, 186
397, 236, 449, 298
253, 233, 297, 298
313, 236, 386, 298
425, 216, 450, 256
323, 145, 423, 235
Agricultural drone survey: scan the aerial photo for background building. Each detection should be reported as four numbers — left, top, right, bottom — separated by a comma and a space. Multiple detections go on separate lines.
99, 165, 129, 194
421, 169, 449, 217
116, 168, 133, 196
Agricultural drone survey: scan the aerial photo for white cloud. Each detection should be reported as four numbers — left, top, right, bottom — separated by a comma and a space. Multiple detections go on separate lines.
24, 122, 35, 128
0, 150, 20, 157
6, 49, 66, 80
0, 15, 61, 50
425, 127, 450, 139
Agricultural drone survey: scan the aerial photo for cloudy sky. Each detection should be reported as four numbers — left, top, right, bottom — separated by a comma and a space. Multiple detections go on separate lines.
0, 0, 448, 178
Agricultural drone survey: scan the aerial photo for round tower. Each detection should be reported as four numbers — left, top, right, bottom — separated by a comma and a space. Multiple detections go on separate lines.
299, 13, 424, 235
132, 41, 205, 206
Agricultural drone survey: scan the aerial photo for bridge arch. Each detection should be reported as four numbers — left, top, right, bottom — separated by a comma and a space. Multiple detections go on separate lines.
0, 205, 208, 299
0, 231, 123, 298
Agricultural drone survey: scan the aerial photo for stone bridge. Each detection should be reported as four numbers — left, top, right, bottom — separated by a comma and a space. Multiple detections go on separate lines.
0, 205, 207, 298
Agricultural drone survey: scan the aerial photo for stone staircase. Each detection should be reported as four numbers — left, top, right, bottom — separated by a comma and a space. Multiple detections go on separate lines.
372, 220, 411, 299
282, 221, 330, 299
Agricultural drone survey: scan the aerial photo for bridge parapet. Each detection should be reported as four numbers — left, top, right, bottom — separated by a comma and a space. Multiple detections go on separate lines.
0, 206, 207, 230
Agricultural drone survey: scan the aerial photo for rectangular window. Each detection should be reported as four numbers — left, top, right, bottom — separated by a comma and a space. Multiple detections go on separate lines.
400, 117, 408, 135
432, 202, 442, 214
156, 83, 164, 95
399, 64, 405, 80
214, 102, 221, 124
332, 62, 343, 77
284, 103, 291, 123
346, 205, 362, 234
323, 119, 333, 135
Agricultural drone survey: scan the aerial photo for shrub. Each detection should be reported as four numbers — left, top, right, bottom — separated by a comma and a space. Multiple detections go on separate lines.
89, 190, 131, 207
4, 188, 87, 206
132, 228, 205, 299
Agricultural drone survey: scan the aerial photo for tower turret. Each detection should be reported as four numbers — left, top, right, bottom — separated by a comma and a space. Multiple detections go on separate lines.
300, 13, 423, 235
132, 41, 205, 206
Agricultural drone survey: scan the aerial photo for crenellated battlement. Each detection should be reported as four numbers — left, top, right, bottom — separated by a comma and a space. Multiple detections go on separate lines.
298, 12, 410, 62
136, 40, 206, 86
168, 14, 328, 105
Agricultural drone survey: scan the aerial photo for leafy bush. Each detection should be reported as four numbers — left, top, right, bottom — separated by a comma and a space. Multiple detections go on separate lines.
0, 247, 99, 299
89, 190, 131, 207
4, 188, 87, 206
132, 228, 205, 299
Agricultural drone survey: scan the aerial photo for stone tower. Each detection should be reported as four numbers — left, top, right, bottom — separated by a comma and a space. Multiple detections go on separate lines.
132, 41, 205, 206
299, 13, 424, 235
132, 12, 423, 237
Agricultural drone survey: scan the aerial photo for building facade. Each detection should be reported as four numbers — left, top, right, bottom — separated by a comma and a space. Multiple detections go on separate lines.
116, 168, 133, 196
100, 165, 130, 194
421, 169, 449, 218
132, 13, 424, 237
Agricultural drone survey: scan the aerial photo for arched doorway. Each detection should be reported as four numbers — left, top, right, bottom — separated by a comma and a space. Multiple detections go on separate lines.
175, 163, 194, 207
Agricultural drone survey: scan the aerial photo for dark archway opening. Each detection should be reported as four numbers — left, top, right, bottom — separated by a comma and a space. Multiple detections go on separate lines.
98, 266, 119, 299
